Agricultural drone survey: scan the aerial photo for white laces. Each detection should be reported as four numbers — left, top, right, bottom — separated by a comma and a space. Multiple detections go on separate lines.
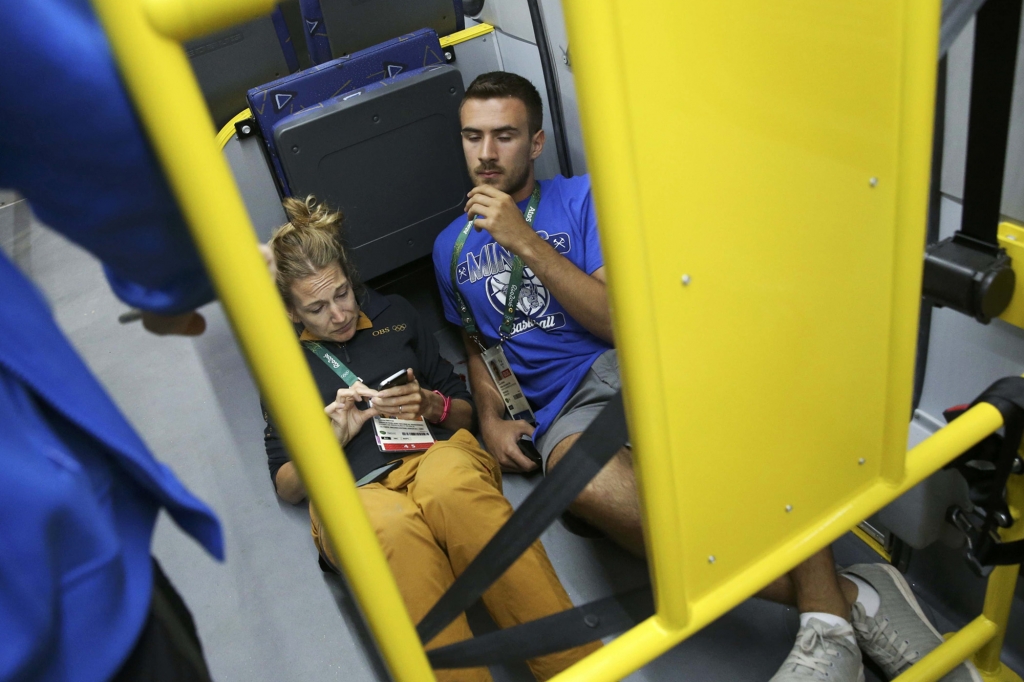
784, 622, 842, 678
853, 615, 918, 672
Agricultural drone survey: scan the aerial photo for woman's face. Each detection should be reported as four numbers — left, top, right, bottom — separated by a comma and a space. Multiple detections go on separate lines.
287, 262, 360, 343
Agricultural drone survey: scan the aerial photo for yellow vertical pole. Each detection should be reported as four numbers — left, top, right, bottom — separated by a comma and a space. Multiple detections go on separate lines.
973, 472, 1024, 682
87, 1, 436, 680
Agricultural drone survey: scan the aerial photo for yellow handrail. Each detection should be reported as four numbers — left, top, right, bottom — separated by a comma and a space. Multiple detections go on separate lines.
88, 1, 435, 680
215, 108, 253, 151
549, 403, 1006, 682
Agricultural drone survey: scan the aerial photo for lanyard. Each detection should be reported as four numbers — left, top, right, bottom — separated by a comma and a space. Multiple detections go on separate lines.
303, 341, 359, 386
450, 184, 541, 345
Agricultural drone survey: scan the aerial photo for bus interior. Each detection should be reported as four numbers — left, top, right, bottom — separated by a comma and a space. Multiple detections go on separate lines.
4, 0, 1024, 680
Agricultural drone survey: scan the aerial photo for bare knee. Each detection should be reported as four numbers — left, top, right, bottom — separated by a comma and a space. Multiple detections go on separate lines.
548, 436, 636, 514
575, 452, 634, 509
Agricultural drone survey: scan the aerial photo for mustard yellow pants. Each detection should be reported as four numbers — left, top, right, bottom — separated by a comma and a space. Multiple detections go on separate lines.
310, 429, 601, 681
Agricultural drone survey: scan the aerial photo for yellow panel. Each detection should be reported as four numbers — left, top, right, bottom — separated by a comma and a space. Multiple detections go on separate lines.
564, 0, 939, 646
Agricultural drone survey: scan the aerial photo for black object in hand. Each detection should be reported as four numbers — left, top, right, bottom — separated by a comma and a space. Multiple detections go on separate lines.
518, 434, 542, 466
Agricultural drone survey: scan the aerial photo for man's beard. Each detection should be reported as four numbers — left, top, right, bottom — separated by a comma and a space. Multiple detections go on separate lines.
474, 157, 531, 196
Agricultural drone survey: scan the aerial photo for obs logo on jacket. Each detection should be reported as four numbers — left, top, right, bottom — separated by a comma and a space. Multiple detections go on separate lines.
456, 231, 570, 337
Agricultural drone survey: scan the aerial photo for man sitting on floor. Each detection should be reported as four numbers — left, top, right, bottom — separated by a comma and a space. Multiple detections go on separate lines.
431, 70, 980, 682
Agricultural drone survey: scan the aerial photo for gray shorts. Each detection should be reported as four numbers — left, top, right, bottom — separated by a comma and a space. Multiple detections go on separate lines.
535, 349, 622, 473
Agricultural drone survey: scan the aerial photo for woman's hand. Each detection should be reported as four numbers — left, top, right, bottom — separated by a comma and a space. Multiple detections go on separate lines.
372, 369, 444, 421
324, 382, 378, 445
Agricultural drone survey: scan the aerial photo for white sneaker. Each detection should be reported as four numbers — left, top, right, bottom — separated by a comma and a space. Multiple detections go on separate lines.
769, 617, 865, 681
841, 563, 982, 681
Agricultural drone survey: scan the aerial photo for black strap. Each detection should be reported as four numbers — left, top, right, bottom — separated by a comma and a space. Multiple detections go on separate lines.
947, 377, 1024, 566
427, 586, 654, 669
971, 378, 1024, 565
960, 0, 1022, 246
416, 391, 630, 646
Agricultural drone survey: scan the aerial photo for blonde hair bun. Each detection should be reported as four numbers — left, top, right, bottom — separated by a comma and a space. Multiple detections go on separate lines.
270, 195, 360, 306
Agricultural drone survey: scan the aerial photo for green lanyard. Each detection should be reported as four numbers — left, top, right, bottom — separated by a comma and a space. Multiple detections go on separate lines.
450, 184, 541, 345
303, 341, 359, 386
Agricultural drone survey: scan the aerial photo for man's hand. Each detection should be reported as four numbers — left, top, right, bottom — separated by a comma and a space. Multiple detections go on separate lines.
480, 416, 538, 473
372, 369, 444, 421
324, 382, 378, 445
141, 311, 206, 336
465, 185, 545, 258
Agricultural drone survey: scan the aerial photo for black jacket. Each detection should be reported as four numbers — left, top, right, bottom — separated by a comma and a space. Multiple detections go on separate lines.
262, 289, 473, 484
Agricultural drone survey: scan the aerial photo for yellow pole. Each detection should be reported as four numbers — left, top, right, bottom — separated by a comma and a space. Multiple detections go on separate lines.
974, 471, 1024, 681
87, 1, 435, 680
891, 616, 998, 682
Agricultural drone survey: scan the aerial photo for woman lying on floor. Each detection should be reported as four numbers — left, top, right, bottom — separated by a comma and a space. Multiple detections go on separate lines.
260, 195, 599, 682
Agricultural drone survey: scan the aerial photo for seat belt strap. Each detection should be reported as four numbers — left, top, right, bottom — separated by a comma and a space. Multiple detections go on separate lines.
960, 0, 1022, 246
416, 391, 629, 646
427, 585, 654, 669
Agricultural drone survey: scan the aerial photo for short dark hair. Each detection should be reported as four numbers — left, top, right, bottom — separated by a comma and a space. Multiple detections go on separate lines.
463, 71, 543, 135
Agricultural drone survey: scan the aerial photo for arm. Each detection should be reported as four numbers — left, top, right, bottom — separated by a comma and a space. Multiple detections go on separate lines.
465, 185, 614, 344
0, 3, 214, 319
461, 331, 538, 473
373, 369, 475, 432
266, 383, 377, 504
372, 302, 476, 432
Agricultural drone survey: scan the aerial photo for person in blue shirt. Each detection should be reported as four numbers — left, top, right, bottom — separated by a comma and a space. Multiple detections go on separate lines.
432, 72, 982, 682
1, 0, 223, 680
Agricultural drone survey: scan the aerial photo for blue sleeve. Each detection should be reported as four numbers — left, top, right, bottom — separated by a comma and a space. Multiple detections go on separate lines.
432, 228, 463, 327
0, 0, 214, 315
579, 177, 605, 275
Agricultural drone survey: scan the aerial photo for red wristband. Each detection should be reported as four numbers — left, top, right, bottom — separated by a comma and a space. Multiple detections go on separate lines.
430, 390, 451, 424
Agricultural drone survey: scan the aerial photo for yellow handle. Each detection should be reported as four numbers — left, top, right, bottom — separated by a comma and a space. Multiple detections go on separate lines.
143, 0, 275, 41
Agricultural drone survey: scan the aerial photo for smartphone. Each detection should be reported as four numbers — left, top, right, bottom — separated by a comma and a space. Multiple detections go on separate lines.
378, 369, 411, 391
518, 434, 543, 466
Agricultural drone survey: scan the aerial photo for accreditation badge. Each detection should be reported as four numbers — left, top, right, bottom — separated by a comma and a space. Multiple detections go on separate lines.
480, 344, 536, 423
372, 415, 435, 452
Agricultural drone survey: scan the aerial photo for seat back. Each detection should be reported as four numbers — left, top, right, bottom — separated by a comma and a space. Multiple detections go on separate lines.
297, 0, 462, 65
185, 9, 300, 129
246, 28, 446, 195
273, 64, 469, 281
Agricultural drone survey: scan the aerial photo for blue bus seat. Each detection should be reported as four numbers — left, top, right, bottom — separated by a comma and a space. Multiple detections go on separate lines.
297, 0, 332, 66
185, 8, 300, 129
246, 28, 446, 195
271, 64, 469, 281
296, 0, 462, 65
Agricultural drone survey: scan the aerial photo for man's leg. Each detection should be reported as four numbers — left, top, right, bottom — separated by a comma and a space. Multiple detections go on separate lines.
767, 547, 866, 681
546, 436, 644, 558
756, 547, 859, 616
409, 431, 602, 681
310, 486, 491, 682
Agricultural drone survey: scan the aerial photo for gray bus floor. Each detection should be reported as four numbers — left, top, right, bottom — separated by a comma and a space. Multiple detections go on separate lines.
6, 210, 980, 682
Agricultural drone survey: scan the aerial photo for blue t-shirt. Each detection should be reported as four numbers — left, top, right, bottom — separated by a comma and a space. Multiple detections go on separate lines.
433, 174, 613, 440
